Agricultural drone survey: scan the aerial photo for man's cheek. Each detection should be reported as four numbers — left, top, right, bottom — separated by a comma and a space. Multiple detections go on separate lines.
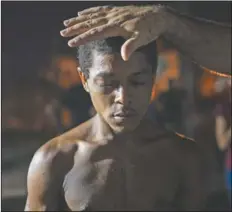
91, 94, 112, 113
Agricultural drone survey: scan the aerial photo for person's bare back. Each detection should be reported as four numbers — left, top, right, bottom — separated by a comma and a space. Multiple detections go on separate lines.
25, 117, 205, 211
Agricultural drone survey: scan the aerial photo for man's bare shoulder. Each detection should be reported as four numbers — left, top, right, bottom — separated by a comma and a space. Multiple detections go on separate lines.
142, 119, 200, 157
28, 119, 95, 178
141, 119, 196, 145
25, 120, 96, 211
164, 129, 199, 154
170, 131, 203, 167
173, 132, 196, 148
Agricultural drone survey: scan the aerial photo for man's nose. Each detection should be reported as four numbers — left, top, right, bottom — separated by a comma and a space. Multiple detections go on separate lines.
114, 85, 132, 105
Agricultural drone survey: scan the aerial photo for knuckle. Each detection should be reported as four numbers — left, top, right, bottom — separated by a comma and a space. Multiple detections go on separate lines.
79, 33, 87, 40
88, 13, 97, 19
83, 19, 94, 28
98, 17, 108, 25
89, 28, 99, 35
111, 7, 122, 13
109, 18, 123, 25
95, 25, 108, 33
66, 27, 72, 33
105, 11, 120, 19
122, 13, 134, 20
93, 6, 101, 12
104, 5, 113, 10
71, 24, 78, 31
86, 20, 92, 25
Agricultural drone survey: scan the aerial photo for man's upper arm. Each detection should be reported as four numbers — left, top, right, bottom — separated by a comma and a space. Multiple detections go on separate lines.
25, 149, 63, 211
215, 115, 227, 137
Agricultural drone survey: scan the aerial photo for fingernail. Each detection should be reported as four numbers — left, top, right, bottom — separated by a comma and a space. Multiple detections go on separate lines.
60, 29, 67, 35
64, 20, 69, 26
68, 40, 75, 47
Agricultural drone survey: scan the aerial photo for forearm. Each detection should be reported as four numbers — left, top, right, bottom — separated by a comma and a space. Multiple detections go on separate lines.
216, 128, 231, 151
160, 6, 231, 76
223, 128, 231, 146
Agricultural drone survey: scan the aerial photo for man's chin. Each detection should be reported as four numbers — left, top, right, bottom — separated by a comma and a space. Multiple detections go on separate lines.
104, 115, 142, 134
110, 122, 139, 134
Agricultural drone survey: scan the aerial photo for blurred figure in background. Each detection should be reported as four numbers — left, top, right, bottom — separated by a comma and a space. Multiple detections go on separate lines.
157, 79, 186, 132
147, 79, 186, 133
60, 82, 93, 131
194, 96, 229, 210
47, 56, 94, 133
194, 78, 231, 210
43, 98, 62, 134
214, 78, 231, 203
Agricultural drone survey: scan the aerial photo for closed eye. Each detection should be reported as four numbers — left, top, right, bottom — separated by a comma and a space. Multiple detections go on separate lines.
130, 81, 146, 86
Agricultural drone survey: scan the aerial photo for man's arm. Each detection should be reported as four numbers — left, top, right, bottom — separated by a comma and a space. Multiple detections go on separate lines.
215, 115, 231, 151
25, 148, 64, 211
60, 5, 231, 75
163, 7, 231, 76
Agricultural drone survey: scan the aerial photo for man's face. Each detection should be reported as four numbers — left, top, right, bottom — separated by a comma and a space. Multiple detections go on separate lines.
83, 50, 154, 133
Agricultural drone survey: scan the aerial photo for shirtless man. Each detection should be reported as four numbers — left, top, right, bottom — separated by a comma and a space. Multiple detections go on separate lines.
25, 36, 206, 210
25, 4, 232, 211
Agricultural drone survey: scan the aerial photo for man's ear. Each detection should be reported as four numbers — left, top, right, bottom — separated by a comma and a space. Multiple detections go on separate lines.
77, 67, 90, 92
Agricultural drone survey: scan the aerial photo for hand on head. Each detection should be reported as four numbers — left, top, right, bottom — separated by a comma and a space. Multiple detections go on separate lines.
60, 5, 168, 61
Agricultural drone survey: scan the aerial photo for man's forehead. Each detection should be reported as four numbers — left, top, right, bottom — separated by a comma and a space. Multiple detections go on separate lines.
91, 55, 115, 77
92, 51, 116, 67
90, 51, 119, 77
89, 50, 151, 77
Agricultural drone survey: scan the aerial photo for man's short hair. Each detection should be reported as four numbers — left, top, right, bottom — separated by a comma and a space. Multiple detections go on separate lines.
77, 37, 158, 78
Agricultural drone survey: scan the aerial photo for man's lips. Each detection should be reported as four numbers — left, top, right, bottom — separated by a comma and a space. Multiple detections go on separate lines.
113, 110, 136, 117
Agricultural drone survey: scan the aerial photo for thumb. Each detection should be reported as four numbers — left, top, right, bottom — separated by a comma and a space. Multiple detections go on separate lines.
121, 32, 140, 61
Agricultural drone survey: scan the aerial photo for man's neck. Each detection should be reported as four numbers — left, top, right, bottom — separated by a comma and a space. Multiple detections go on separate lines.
91, 114, 134, 146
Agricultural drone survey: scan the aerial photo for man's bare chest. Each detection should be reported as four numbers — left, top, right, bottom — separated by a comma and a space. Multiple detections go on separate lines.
63, 151, 180, 211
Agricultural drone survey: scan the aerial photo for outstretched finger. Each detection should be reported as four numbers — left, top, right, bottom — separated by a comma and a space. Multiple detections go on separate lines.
78, 5, 113, 16
67, 24, 128, 47
61, 18, 108, 37
63, 12, 105, 27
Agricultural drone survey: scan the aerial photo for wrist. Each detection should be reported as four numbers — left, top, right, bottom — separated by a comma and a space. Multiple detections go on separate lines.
151, 5, 179, 37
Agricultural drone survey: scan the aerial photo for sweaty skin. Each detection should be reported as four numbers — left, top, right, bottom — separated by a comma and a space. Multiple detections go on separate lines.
25, 52, 206, 211
60, 5, 231, 76
25, 119, 206, 211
